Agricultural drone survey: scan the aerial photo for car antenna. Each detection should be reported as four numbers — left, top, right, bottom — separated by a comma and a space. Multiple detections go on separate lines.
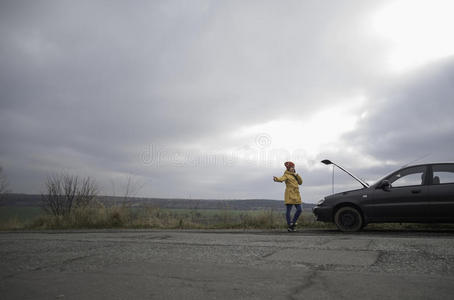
321, 159, 369, 188
401, 153, 431, 168
321, 160, 335, 194
331, 164, 334, 195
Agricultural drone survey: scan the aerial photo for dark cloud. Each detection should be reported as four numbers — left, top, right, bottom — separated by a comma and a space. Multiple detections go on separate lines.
343, 57, 454, 164
1, 1, 452, 203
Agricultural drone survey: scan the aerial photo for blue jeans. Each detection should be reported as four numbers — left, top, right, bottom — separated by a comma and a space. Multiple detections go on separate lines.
286, 204, 302, 225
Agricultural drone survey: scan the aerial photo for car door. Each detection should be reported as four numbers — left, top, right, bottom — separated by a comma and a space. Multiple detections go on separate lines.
427, 164, 454, 221
364, 165, 429, 222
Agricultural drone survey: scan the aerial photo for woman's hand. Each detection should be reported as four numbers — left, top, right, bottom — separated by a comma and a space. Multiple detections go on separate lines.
273, 176, 278, 182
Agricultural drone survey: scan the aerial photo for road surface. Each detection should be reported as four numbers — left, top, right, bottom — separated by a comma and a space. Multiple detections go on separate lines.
1, 229, 454, 299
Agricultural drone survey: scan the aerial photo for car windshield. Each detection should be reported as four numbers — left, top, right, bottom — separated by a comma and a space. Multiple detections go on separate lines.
371, 169, 400, 186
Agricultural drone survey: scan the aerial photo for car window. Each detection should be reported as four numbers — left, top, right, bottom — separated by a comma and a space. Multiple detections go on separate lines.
387, 166, 426, 187
432, 164, 454, 184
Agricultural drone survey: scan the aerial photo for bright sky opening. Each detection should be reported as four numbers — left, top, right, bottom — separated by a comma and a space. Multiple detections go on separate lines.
372, 0, 454, 73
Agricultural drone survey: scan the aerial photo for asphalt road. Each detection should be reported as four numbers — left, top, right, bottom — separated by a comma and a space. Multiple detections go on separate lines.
1, 229, 454, 300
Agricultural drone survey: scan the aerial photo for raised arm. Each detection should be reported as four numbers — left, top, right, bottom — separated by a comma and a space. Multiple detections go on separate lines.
273, 174, 287, 182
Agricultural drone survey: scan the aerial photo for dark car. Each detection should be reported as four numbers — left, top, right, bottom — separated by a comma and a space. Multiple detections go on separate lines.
313, 160, 454, 232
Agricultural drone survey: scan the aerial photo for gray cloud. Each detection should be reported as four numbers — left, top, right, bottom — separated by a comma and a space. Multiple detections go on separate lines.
1, 0, 453, 203
343, 58, 454, 164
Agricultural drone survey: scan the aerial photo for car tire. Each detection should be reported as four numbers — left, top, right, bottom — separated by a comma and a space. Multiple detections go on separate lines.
334, 206, 363, 232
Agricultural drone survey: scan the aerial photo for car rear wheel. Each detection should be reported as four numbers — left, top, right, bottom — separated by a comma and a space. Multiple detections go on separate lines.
334, 206, 363, 232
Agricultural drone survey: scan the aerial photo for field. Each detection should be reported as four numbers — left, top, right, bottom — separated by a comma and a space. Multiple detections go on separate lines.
0, 205, 333, 230
2, 205, 454, 231
0, 206, 42, 222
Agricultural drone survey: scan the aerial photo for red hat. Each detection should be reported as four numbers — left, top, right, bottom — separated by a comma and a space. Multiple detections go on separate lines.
284, 161, 295, 170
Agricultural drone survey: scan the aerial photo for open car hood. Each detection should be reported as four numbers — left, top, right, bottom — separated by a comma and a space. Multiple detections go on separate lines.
321, 159, 369, 189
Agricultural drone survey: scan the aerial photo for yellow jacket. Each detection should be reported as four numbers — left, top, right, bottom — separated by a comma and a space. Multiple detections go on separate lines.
275, 170, 303, 204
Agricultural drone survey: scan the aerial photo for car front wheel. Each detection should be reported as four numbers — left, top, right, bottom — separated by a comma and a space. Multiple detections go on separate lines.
334, 206, 363, 232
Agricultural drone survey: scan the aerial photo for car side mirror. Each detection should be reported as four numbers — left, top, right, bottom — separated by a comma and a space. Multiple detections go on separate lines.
380, 180, 391, 191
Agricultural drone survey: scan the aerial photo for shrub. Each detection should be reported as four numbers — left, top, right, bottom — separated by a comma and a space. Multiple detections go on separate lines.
41, 173, 98, 217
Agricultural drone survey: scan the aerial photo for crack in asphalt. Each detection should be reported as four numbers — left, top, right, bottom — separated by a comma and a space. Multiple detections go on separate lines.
0, 254, 93, 280
33, 254, 93, 272
366, 239, 375, 249
164, 275, 218, 283
371, 250, 385, 267
261, 250, 278, 259
287, 270, 318, 300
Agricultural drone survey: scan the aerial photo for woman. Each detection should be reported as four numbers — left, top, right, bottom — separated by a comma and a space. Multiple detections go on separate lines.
273, 161, 303, 232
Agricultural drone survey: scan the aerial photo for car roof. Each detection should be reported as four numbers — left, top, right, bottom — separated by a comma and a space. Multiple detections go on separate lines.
402, 162, 454, 168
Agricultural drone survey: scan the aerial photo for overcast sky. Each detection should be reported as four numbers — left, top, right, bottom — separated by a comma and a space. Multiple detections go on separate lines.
1, 0, 453, 202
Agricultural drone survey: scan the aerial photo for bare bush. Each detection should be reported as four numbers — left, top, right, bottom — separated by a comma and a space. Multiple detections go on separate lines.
122, 176, 145, 204
0, 166, 10, 203
41, 173, 98, 216
110, 176, 145, 205
76, 176, 98, 208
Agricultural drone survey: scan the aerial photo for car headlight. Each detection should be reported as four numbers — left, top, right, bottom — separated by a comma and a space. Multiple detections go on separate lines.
317, 198, 325, 206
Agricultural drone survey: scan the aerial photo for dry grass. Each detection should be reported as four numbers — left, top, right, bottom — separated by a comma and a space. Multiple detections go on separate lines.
0, 216, 24, 230
0, 204, 332, 230
8, 204, 450, 231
